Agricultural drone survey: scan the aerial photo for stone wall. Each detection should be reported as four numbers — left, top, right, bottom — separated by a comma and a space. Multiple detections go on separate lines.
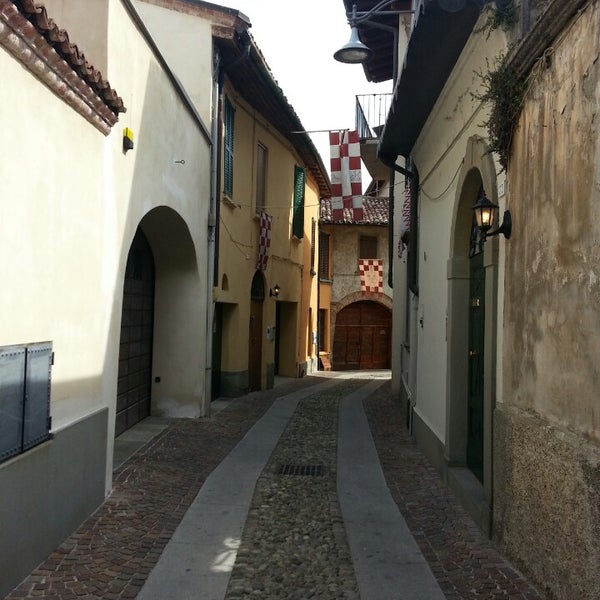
499, 2, 600, 596
494, 406, 600, 598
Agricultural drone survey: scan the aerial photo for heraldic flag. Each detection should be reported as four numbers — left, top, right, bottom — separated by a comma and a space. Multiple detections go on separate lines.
398, 178, 411, 257
257, 210, 272, 271
329, 130, 363, 221
359, 259, 384, 297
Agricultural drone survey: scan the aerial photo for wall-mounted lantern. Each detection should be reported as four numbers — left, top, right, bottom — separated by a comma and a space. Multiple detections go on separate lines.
269, 284, 281, 298
472, 194, 512, 241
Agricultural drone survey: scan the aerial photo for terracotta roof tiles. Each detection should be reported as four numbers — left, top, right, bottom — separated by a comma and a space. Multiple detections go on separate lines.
14, 0, 125, 115
320, 196, 390, 225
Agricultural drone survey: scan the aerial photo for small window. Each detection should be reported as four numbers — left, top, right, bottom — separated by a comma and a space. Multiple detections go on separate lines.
318, 232, 330, 280
359, 235, 378, 259
292, 166, 305, 239
256, 143, 267, 212
223, 98, 235, 198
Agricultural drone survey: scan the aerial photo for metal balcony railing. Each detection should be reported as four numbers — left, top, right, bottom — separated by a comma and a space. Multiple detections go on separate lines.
355, 93, 393, 140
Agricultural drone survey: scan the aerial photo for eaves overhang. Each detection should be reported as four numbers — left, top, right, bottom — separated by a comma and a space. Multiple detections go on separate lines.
215, 31, 331, 199
378, 0, 483, 164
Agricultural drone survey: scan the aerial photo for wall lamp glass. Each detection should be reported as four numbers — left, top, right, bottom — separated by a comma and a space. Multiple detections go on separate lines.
269, 284, 281, 298
334, 0, 467, 64
472, 194, 512, 240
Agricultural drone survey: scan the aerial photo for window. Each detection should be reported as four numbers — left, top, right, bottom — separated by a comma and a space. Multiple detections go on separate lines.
292, 166, 305, 239
256, 143, 267, 212
0, 342, 53, 464
223, 97, 235, 198
359, 235, 378, 259
318, 231, 330, 280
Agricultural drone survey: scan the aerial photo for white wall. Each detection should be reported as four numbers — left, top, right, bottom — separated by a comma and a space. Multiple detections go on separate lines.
409, 18, 506, 443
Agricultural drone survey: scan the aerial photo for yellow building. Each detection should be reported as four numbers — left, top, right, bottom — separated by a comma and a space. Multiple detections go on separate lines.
213, 34, 330, 395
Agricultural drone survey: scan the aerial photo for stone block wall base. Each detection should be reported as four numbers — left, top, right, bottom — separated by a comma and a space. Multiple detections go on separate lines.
493, 405, 600, 600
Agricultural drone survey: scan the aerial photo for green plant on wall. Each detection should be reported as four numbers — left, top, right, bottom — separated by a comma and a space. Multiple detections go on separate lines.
474, 55, 527, 169
487, 0, 518, 30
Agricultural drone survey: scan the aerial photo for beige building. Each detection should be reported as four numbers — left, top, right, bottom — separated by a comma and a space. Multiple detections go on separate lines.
0, 0, 207, 594
341, 0, 600, 597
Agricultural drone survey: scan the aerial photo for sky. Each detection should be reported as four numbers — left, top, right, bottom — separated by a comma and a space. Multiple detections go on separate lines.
214, 0, 393, 181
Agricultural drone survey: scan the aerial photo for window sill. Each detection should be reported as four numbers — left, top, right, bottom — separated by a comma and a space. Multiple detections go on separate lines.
222, 194, 238, 209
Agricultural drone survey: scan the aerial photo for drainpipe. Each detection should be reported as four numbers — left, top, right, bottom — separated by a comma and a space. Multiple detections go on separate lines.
205, 50, 221, 412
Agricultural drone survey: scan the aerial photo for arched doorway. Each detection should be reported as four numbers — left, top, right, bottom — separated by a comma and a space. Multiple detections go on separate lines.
248, 271, 265, 391
332, 300, 392, 370
446, 136, 499, 531
116, 228, 155, 436
115, 207, 206, 438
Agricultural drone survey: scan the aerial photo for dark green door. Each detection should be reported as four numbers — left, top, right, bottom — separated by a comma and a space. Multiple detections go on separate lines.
467, 251, 485, 482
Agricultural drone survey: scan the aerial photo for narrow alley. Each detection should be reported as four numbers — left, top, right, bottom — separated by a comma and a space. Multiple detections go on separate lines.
5, 374, 541, 600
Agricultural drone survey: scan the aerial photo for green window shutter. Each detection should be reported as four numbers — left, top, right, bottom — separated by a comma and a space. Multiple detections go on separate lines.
224, 98, 234, 198
292, 166, 305, 239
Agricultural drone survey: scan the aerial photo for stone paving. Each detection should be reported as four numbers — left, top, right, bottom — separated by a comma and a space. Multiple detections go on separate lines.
4, 377, 320, 600
363, 382, 542, 599
225, 379, 363, 600
4, 374, 544, 599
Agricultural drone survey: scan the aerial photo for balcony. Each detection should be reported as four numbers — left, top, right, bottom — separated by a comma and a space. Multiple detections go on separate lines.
356, 93, 392, 180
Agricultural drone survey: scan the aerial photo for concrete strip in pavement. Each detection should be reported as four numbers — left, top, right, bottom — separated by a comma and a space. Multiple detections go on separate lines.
137, 376, 344, 600
338, 379, 446, 600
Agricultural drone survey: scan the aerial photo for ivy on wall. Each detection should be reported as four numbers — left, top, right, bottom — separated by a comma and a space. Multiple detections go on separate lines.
474, 55, 527, 170
486, 0, 518, 30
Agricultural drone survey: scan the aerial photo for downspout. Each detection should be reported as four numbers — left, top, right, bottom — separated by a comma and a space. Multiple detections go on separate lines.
205, 50, 221, 410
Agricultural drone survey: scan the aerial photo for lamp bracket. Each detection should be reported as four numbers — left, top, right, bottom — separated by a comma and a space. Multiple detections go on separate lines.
348, 4, 415, 27
486, 210, 512, 239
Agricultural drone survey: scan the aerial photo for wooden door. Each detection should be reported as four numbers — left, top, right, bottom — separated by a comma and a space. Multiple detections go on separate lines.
248, 299, 263, 391
332, 301, 391, 370
116, 228, 154, 437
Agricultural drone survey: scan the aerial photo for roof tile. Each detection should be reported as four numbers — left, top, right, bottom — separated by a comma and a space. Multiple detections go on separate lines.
320, 196, 390, 225
14, 0, 125, 115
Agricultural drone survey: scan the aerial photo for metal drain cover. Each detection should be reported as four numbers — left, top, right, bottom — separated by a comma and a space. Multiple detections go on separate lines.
277, 464, 324, 477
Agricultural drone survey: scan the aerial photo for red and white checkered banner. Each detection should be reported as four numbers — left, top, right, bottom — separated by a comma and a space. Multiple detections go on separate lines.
398, 179, 411, 257
329, 130, 363, 222
257, 210, 272, 271
359, 259, 383, 297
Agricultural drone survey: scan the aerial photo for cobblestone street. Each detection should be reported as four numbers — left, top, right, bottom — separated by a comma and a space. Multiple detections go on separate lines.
5, 374, 542, 600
